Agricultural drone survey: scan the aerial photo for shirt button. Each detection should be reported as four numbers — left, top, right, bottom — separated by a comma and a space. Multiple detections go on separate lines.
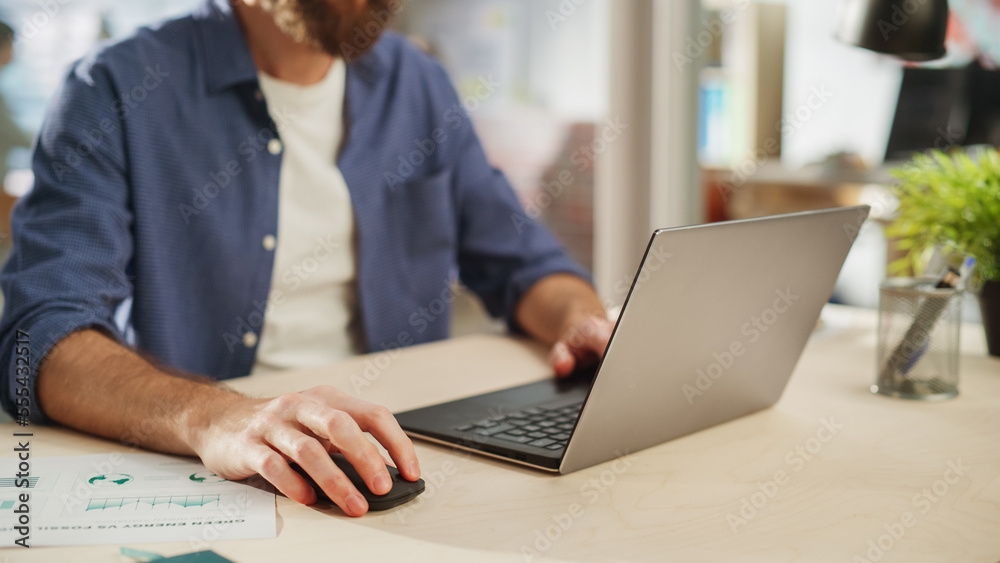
262, 234, 276, 251
242, 331, 258, 348
267, 138, 283, 155
254, 89, 264, 102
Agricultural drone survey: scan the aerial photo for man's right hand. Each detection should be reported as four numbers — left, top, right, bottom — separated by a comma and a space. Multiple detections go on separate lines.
38, 330, 420, 518
186, 386, 421, 517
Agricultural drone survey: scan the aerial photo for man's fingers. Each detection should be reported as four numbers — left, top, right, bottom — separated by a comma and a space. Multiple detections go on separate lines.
304, 387, 421, 482
549, 341, 576, 377
263, 425, 369, 516
353, 403, 421, 482
248, 445, 316, 506
294, 401, 393, 496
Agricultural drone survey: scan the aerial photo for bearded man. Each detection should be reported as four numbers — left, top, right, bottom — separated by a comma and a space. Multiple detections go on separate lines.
0, 0, 613, 516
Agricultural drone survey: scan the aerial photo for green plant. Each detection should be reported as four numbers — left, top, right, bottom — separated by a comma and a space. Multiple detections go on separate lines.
887, 148, 1000, 283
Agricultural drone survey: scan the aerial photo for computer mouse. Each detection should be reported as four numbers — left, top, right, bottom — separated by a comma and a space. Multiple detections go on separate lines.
290, 454, 425, 511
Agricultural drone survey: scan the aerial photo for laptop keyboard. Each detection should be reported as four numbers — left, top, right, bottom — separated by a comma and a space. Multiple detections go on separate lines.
452, 402, 584, 450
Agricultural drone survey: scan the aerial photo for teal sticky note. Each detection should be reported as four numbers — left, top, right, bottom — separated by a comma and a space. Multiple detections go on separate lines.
156, 551, 236, 563
120, 546, 164, 560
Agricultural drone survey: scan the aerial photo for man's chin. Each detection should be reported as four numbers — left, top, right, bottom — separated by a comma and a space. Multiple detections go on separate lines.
314, 25, 388, 61
318, 0, 395, 60
258, 0, 393, 60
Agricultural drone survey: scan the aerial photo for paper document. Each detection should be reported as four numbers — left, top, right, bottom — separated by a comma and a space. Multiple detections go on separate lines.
0, 453, 275, 547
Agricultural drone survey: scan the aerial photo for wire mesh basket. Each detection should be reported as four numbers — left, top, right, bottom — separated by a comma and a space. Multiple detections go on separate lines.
874, 277, 961, 400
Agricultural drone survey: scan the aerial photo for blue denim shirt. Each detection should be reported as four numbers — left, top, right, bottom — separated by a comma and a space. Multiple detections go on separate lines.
0, 0, 587, 422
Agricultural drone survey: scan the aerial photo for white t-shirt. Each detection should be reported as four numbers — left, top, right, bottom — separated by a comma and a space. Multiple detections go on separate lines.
252, 59, 362, 374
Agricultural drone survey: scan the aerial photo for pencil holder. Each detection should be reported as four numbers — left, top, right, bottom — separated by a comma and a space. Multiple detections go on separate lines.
874, 277, 961, 400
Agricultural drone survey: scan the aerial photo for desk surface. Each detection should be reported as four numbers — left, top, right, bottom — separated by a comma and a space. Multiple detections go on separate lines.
6, 306, 1000, 562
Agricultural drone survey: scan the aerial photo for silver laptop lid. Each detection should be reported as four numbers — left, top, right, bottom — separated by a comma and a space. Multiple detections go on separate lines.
559, 206, 870, 473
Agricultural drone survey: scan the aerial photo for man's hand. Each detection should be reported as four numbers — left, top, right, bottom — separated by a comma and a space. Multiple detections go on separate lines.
188, 386, 420, 517
514, 274, 613, 377
39, 330, 419, 518
548, 314, 615, 377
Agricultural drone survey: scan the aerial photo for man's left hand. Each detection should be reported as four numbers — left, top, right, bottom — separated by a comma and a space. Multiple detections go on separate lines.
514, 274, 614, 378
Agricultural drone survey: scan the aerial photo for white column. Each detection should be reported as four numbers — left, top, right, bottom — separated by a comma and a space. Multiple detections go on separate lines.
595, 0, 702, 307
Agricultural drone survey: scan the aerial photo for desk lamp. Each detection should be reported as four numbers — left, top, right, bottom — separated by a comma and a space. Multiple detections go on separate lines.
835, 0, 949, 61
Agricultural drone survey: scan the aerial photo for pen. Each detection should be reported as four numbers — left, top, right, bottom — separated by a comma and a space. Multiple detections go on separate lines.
879, 265, 961, 391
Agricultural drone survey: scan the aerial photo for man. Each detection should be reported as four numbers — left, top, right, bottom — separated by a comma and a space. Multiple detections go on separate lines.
0, 21, 32, 188
0, 0, 613, 517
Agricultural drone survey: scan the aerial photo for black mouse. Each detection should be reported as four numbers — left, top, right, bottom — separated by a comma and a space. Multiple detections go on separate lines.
290, 454, 425, 511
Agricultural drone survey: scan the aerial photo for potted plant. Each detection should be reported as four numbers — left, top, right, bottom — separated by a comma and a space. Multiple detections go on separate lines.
887, 148, 1000, 357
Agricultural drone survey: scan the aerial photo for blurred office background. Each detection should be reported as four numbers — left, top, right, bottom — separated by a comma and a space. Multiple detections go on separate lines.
1, 0, 998, 328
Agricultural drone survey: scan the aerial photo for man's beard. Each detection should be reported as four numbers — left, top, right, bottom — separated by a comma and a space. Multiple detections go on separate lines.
256, 0, 395, 59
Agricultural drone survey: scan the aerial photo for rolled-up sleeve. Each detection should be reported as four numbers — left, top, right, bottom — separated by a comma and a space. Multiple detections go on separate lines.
0, 58, 133, 423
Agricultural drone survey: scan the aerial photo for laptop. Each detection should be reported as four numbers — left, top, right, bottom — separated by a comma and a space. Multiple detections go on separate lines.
395, 206, 870, 473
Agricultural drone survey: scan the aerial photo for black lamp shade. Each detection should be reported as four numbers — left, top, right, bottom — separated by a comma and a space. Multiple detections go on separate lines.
836, 0, 949, 61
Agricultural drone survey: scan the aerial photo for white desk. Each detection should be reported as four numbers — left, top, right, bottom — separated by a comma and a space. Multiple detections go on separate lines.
5, 306, 1000, 562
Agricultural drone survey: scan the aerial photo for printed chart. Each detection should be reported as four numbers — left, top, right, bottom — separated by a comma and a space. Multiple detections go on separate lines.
0, 453, 275, 546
